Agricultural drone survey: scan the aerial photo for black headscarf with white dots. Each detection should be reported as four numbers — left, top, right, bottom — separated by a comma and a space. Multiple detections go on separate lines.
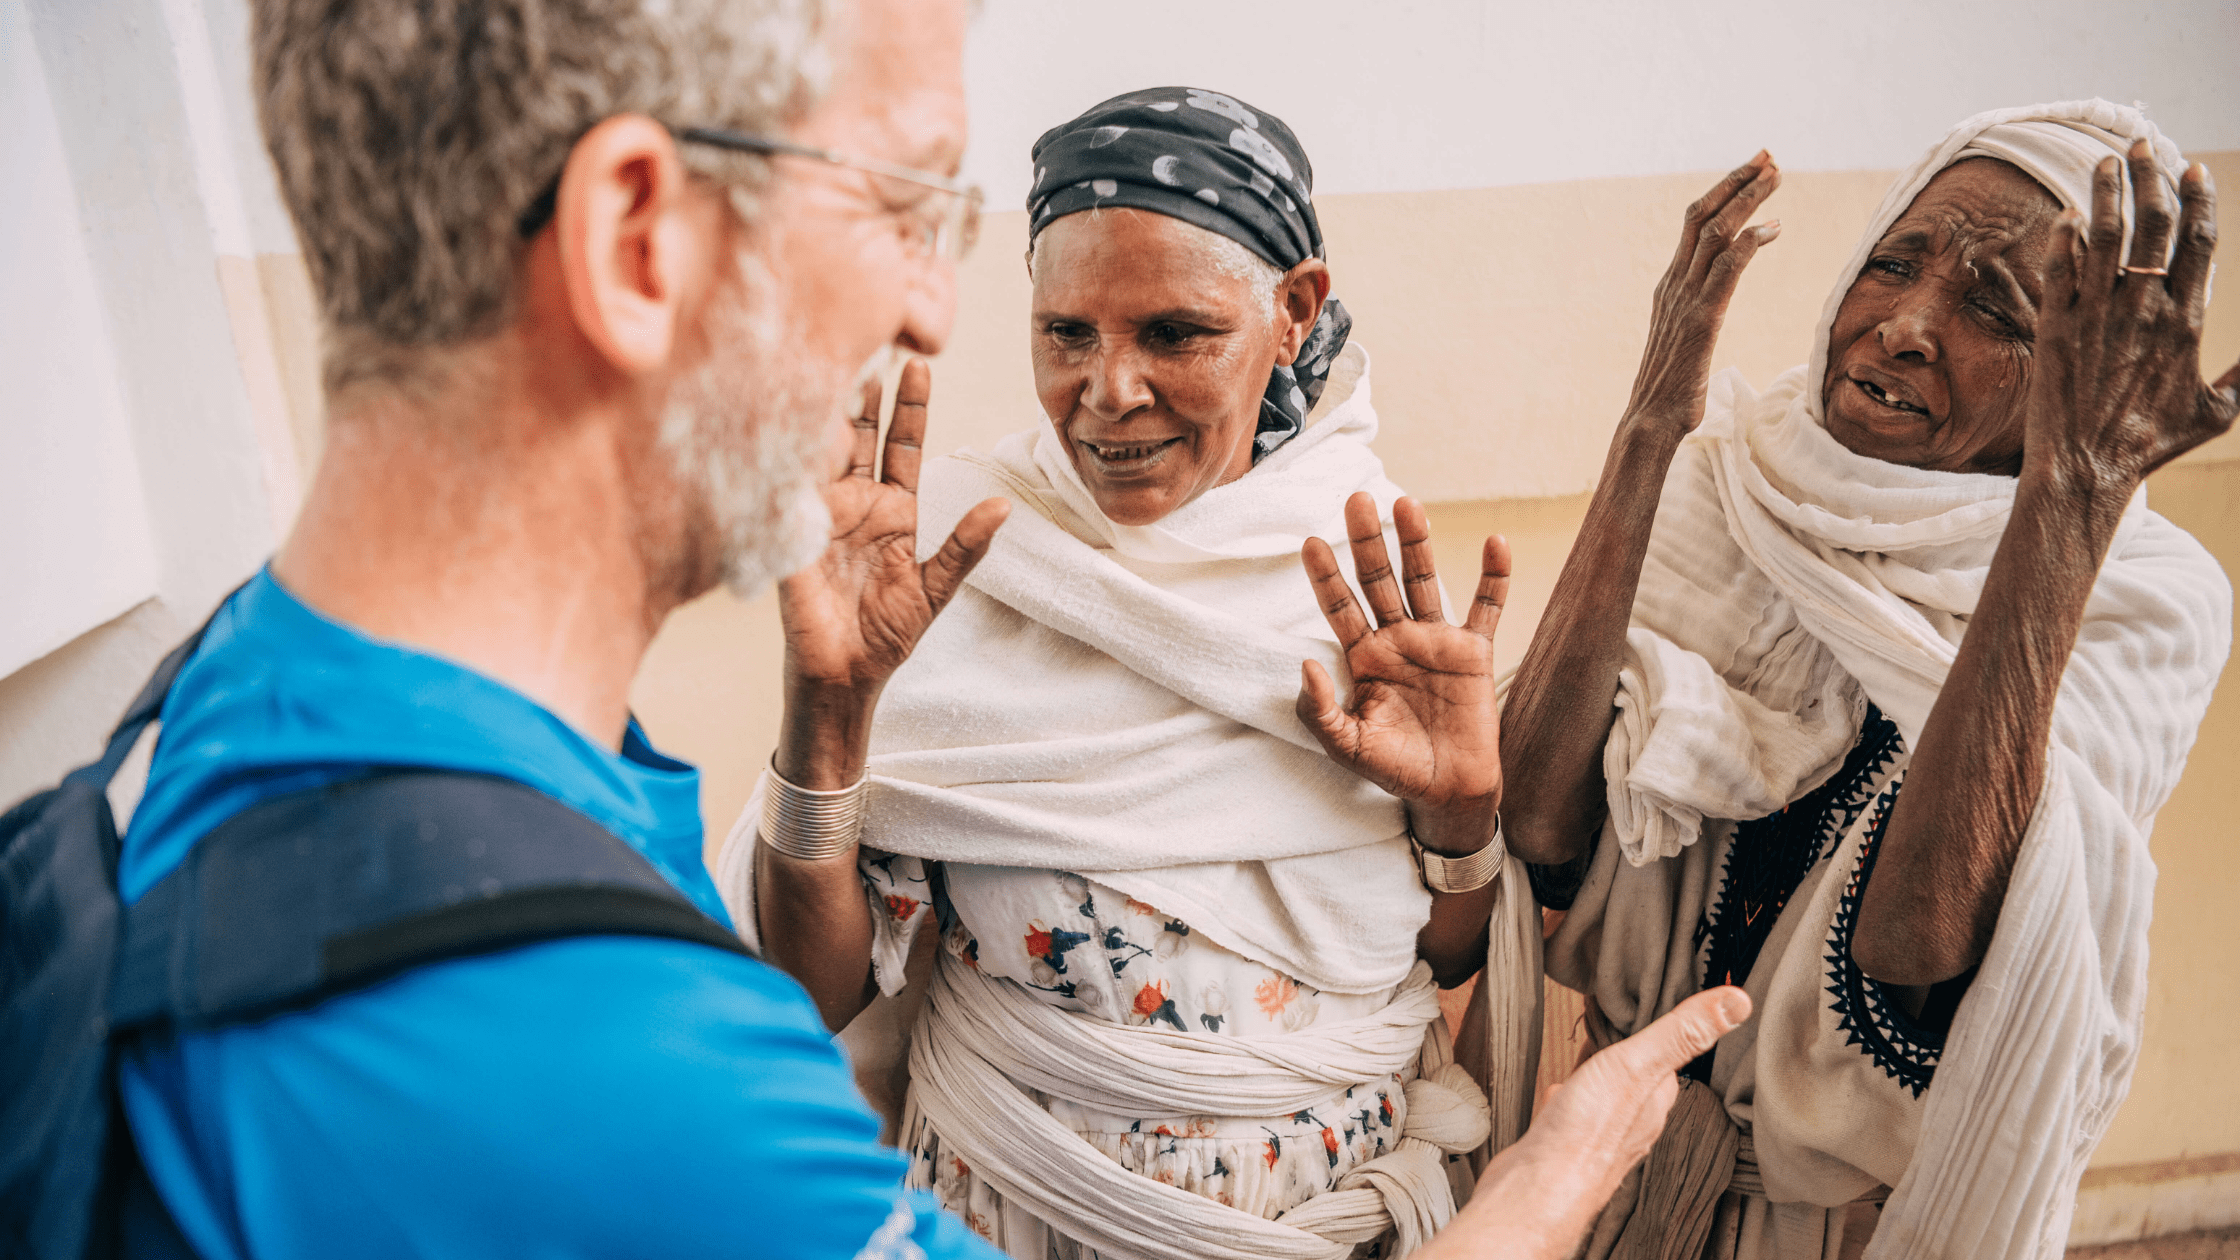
1028, 87, 1353, 463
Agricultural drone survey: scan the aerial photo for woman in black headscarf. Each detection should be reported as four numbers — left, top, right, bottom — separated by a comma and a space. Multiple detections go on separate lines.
724, 87, 1549, 1258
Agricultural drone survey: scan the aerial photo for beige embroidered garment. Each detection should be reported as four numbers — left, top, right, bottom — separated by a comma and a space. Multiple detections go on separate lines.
1545, 100, 2232, 1260
719, 345, 1544, 1258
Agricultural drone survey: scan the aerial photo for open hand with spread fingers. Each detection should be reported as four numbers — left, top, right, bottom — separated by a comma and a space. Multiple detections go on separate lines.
776, 358, 1010, 788
2026, 142, 2240, 494
1297, 492, 1510, 856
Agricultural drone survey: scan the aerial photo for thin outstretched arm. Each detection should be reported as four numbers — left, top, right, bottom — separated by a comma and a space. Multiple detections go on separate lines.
1500, 154, 1782, 867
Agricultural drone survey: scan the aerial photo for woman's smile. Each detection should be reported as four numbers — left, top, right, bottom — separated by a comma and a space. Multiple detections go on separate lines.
1079, 434, 1188, 475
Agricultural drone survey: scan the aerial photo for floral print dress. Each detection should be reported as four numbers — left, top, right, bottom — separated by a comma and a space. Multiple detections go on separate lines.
863, 854, 1412, 1251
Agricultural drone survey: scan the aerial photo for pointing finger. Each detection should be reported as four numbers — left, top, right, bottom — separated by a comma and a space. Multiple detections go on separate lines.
1605, 986, 1752, 1083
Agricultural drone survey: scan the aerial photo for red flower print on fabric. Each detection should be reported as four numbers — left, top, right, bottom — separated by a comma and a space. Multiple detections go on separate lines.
883, 894, 920, 920
1131, 980, 1186, 1031
1255, 975, 1297, 1018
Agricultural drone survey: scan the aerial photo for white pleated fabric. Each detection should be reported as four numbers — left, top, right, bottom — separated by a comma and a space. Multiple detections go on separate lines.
904, 957, 1490, 1260
1550, 100, 2232, 1259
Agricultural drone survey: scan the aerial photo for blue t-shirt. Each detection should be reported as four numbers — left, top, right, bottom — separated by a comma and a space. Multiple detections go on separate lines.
120, 571, 993, 1260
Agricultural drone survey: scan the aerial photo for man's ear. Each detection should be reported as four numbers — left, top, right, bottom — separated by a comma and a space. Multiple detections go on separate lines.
553, 114, 724, 375
1274, 259, 1332, 366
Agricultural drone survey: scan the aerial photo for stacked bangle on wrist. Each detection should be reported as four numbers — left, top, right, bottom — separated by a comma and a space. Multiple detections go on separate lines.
1411, 813, 1506, 895
759, 757, 869, 861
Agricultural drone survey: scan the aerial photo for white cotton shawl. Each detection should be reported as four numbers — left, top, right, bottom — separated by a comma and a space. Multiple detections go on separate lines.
1568, 100, 2232, 1259
851, 342, 1431, 997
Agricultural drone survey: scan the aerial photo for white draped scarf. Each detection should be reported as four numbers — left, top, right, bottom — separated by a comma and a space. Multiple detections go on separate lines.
1552, 100, 2231, 1259
865, 343, 1458, 997
715, 343, 1547, 1254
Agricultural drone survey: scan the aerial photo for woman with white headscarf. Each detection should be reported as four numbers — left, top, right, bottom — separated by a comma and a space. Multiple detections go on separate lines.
715, 86, 1756, 1260
1501, 101, 2237, 1259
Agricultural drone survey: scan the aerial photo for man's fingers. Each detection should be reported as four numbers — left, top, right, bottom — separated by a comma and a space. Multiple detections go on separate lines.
1345, 492, 1407, 628
919, 497, 1010, 614
1463, 534, 1512, 640
848, 377, 882, 480
1303, 536, 1374, 650
2170, 163, 2219, 326
2125, 138, 2177, 276
883, 358, 933, 491
1611, 986, 1752, 1080
1393, 497, 1445, 624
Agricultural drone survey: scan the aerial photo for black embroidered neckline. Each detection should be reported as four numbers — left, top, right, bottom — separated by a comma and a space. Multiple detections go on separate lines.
1698, 705, 1903, 992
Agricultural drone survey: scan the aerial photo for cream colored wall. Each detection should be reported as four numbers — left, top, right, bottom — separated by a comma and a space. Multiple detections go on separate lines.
633, 153, 2240, 1180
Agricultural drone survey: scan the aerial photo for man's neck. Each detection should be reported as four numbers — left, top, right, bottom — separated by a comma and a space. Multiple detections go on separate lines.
273, 369, 688, 751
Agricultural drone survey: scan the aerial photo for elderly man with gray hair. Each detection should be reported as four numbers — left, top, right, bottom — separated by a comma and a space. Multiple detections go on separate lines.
80, 1, 1747, 1257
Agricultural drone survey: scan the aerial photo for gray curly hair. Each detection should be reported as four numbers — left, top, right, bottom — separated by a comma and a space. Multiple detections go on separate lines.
253, 0, 833, 396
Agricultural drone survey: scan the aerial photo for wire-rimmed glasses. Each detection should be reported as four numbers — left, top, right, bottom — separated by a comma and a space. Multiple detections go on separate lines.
677, 125, 983, 262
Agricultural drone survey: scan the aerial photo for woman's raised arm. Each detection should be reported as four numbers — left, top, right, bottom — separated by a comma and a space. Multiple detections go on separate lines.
1854, 148, 2238, 987
1499, 153, 1781, 867
756, 360, 1009, 1029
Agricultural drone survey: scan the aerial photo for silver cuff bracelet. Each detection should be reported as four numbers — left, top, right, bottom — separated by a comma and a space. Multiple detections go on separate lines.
1413, 813, 1506, 895
758, 758, 869, 862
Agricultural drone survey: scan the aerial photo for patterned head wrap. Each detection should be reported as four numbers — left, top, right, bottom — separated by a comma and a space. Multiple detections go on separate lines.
1028, 87, 1352, 462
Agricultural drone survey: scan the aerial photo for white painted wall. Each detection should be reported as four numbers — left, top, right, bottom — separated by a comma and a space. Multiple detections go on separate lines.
0, 0, 289, 805
961, 0, 2240, 208
0, 1, 161, 677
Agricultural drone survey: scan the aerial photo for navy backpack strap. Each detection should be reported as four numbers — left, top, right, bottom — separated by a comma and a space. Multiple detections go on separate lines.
63, 588, 236, 801
111, 772, 749, 1033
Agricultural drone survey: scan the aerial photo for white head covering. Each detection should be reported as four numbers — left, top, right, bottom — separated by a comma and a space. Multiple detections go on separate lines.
1805, 99, 2190, 415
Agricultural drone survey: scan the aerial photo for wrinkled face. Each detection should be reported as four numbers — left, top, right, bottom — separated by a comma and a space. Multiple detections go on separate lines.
1821, 158, 2065, 475
1031, 209, 1285, 526
668, 0, 971, 596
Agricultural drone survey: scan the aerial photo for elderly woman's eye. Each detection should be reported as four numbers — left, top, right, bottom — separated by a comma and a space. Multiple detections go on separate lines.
1145, 322, 1198, 348
1970, 299, 2024, 338
1043, 322, 1092, 345
1867, 256, 1910, 279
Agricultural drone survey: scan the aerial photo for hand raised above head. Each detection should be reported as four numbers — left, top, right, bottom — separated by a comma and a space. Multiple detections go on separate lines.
1626, 152, 1783, 434
2027, 144, 2239, 493
776, 358, 1009, 787
1296, 492, 1507, 854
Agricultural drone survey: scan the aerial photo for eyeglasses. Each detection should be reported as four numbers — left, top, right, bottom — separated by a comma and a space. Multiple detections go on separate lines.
677, 126, 983, 262
516, 127, 985, 261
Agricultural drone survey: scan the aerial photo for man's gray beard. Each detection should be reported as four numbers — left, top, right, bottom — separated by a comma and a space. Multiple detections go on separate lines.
660, 257, 859, 601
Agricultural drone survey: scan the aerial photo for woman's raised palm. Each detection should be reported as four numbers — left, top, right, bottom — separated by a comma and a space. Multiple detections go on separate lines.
775, 360, 1007, 785
1296, 492, 1508, 817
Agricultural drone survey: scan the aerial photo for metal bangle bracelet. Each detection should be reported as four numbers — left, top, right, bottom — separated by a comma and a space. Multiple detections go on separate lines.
1413, 813, 1506, 895
759, 757, 869, 862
